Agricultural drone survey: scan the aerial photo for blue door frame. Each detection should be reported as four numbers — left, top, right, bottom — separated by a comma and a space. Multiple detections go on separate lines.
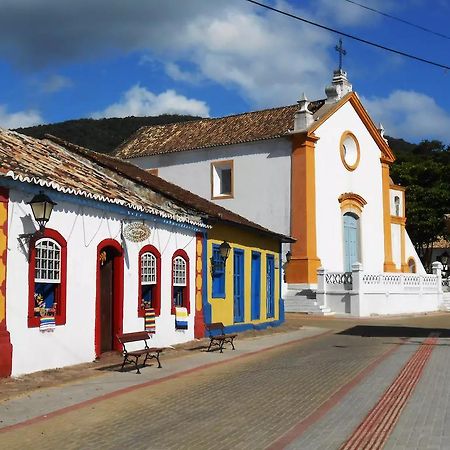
343, 213, 359, 272
266, 255, 275, 318
251, 251, 261, 320
233, 249, 245, 323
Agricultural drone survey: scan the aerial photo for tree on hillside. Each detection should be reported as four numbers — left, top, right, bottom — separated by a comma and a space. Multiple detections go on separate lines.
391, 140, 450, 271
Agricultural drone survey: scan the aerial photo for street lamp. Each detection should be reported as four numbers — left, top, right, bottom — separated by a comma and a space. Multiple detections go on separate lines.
27, 191, 56, 231
286, 250, 292, 263
210, 241, 231, 274
441, 251, 449, 268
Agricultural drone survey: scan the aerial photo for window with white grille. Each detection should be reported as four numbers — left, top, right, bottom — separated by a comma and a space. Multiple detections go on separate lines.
35, 238, 61, 283
141, 252, 157, 285
173, 256, 186, 286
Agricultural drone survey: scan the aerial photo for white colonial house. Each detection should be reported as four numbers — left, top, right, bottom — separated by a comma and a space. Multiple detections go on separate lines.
116, 68, 445, 317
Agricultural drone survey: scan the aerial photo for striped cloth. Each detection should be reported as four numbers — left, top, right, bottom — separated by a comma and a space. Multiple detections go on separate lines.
144, 307, 156, 334
175, 307, 188, 330
39, 316, 56, 332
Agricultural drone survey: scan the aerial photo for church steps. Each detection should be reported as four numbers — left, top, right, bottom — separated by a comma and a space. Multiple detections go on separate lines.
283, 288, 334, 315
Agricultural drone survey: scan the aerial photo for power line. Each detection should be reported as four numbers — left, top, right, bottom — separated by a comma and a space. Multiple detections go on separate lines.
244, 0, 450, 71
342, 0, 450, 41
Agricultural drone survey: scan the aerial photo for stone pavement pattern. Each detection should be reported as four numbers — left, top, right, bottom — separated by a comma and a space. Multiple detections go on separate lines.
1, 330, 399, 450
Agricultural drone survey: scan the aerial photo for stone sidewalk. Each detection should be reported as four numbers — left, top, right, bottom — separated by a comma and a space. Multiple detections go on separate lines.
0, 325, 326, 429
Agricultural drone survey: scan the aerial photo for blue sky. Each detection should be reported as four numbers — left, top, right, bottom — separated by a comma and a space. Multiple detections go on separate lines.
1, 0, 450, 143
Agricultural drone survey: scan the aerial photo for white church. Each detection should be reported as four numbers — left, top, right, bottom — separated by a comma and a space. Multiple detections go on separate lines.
116, 67, 446, 316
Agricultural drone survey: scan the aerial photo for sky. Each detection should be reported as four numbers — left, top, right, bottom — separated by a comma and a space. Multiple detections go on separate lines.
1, 0, 450, 143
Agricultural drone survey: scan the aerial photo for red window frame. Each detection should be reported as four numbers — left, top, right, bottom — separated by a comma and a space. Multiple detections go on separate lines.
171, 249, 190, 314
138, 245, 161, 317
28, 229, 67, 328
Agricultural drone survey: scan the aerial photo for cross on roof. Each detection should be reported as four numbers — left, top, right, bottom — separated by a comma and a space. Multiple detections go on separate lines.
335, 38, 347, 71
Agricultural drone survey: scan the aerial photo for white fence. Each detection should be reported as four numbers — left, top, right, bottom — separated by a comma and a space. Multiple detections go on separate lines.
316, 262, 444, 317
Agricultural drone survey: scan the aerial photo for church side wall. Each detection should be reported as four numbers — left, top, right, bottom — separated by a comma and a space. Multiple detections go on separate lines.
6, 188, 197, 376
314, 102, 385, 273
132, 139, 292, 238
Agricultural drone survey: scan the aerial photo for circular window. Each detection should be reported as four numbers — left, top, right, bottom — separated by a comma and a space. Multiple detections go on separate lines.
340, 131, 360, 171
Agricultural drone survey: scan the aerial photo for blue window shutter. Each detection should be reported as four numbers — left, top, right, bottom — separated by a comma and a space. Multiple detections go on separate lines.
212, 244, 226, 298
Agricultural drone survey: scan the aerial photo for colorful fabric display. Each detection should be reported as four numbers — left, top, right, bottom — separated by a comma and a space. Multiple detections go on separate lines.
145, 308, 156, 334
39, 316, 56, 332
175, 307, 188, 330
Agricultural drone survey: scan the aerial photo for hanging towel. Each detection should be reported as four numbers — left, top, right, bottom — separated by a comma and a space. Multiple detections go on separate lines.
144, 308, 156, 334
175, 307, 188, 330
40, 316, 56, 332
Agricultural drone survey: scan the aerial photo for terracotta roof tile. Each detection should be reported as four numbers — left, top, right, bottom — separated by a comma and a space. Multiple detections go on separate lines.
0, 128, 205, 227
115, 101, 325, 159
46, 135, 294, 243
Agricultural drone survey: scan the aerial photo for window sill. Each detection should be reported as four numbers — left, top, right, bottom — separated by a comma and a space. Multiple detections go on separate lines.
211, 194, 234, 200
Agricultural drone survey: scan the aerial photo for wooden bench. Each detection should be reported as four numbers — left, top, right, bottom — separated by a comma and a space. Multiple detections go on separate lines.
117, 331, 163, 374
205, 322, 237, 353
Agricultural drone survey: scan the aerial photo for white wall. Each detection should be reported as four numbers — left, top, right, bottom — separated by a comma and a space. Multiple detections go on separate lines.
314, 102, 385, 273
6, 188, 197, 376
132, 139, 292, 237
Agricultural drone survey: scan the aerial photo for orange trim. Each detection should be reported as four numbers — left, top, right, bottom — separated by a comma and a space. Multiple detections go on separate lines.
390, 184, 406, 192
339, 131, 360, 171
211, 160, 234, 200
382, 162, 396, 272
390, 216, 406, 225
310, 92, 396, 164
286, 133, 321, 284
338, 192, 367, 215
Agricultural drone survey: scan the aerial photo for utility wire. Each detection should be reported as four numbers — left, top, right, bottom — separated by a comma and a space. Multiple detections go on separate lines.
342, 0, 450, 41
244, 0, 450, 71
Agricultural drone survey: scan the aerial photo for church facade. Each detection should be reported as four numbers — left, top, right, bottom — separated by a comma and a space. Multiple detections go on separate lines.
116, 70, 445, 316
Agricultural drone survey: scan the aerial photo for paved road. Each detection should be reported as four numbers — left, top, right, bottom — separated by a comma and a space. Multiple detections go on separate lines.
2, 313, 450, 449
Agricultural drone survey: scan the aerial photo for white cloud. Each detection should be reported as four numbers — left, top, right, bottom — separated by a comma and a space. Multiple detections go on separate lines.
363, 90, 450, 142
0, 105, 43, 129
92, 85, 210, 119
39, 74, 73, 93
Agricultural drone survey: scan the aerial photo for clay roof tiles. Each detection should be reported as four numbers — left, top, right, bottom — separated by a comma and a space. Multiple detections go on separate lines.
115, 100, 325, 159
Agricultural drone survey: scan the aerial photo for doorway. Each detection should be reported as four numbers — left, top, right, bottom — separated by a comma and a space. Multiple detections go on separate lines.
343, 212, 360, 272
96, 239, 124, 356
251, 251, 261, 321
233, 249, 245, 323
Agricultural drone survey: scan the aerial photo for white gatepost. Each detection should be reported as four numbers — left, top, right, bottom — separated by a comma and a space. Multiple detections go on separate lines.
351, 262, 364, 316
432, 261, 444, 307
316, 267, 327, 309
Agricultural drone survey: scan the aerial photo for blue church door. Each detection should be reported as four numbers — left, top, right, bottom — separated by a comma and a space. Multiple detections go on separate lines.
343, 213, 359, 272
266, 255, 275, 318
233, 249, 245, 323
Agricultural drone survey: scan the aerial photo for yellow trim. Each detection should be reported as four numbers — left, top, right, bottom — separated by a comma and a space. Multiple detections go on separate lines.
339, 192, 367, 215
211, 159, 234, 200
286, 132, 321, 284
0, 203, 6, 325
390, 216, 406, 225
309, 92, 396, 164
390, 184, 406, 192
382, 162, 396, 271
340, 131, 360, 171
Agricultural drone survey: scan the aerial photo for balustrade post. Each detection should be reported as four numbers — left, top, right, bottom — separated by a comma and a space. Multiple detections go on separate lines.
432, 261, 443, 295
351, 262, 363, 316
316, 267, 327, 308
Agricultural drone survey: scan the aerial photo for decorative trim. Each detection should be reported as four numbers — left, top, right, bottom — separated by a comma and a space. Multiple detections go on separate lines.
194, 233, 205, 338
390, 216, 406, 225
138, 245, 161, 317
381, 163, 396, 271
390, 184, 406, 192
171, 249, 190, 314
28, 229, 67, 328
338, 192, 367, 215
339, 131, 360, 171
210, 159, 234, 200
309, 92, 396, 164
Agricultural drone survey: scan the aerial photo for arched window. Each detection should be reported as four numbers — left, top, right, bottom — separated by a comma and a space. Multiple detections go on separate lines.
394, 196, 400, 216
172, 249, 190, 313
28, 229, 67, 327
138, 245, 161, 316
408, 257, 416, 273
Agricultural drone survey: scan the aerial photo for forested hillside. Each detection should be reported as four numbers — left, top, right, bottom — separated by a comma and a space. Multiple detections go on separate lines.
14, 114, 200, 154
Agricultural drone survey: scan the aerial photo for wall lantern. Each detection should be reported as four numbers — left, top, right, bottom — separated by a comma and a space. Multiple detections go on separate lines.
286, 250, 292, 263
211, 241, 231, 273
27, 191, 56, 231
441, 251, 449, 267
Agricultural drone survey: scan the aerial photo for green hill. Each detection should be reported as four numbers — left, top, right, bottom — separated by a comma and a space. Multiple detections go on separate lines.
14, 114, 201, 154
